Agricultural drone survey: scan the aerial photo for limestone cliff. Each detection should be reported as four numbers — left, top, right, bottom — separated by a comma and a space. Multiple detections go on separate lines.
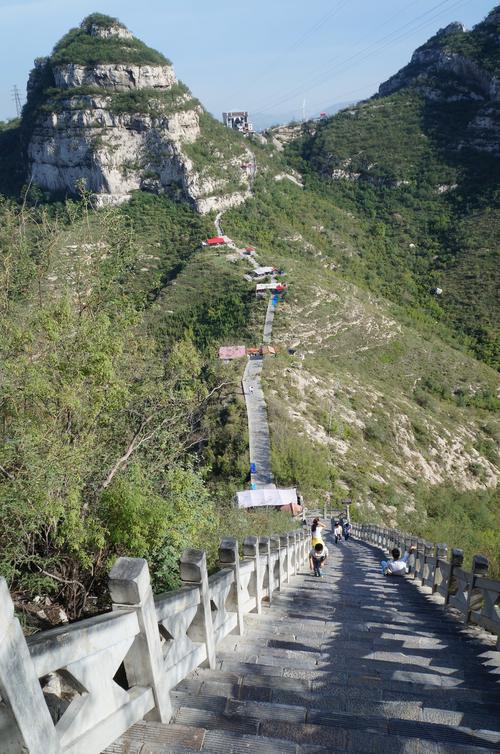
24, 14, 253, 211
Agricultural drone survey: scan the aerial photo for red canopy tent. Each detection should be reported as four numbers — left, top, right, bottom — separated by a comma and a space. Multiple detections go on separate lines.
203, 237, 226, 246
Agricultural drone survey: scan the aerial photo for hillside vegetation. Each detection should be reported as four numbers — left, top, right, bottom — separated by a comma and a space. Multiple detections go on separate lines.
223, 165, 499, 573
0, 7, 498, 623
0, 193, 295, 622
289, 7, 499, 369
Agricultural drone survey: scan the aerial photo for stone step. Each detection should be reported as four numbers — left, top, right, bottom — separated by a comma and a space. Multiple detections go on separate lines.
213, 657, 500, 705
172, 676, 500, 733
216, 647, 499, 694
241, 614, 492, 646
170, 702, 500, 753
218, 633, 495, 671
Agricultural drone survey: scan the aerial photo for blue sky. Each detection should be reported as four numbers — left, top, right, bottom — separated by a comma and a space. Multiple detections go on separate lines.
0, 0, 495, 122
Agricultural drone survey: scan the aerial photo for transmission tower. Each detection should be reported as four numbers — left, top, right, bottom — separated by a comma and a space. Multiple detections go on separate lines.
12, 85, 22, 118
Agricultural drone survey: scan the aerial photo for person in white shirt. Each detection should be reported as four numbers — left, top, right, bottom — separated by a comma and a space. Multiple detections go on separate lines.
311, 518, 326, 545
381, 546, 416, 576
333, 523, 343, 544
309, 542, 329, 577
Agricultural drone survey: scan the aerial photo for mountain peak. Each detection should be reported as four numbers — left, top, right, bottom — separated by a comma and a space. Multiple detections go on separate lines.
51, 14, 169, 66
22, 13, 254, 211
80, 13, 133, 40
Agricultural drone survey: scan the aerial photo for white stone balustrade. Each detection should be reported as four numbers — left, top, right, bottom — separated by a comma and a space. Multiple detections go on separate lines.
351, 522, 500, 649
0, 529, 309, 753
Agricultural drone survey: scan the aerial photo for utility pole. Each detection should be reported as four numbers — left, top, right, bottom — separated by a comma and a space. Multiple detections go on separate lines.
12, 85, 22, 118
301, 98, 306, 123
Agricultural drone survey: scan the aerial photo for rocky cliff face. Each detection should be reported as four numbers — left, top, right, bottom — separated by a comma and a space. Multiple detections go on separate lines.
25, 15, 253, 211
377, 9, 500, 155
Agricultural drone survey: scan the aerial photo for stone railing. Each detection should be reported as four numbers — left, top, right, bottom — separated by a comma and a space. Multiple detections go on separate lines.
0, 529, 309, 754
352, 522, 500, 649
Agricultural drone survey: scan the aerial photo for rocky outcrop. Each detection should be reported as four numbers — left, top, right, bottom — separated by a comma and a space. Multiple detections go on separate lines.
25, 15, 253, 212
379, 48, 500, 102
52, 63, 177, 91
377, 11, 500, 156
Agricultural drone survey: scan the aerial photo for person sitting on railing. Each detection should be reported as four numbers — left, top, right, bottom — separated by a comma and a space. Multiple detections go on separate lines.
309, 541, 329, 577
381, 546, 416, 576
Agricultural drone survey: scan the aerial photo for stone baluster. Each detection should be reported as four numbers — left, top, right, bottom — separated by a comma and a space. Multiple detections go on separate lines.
445, 548, 464, 605
421, 542, 433, 586
270, 535, 282, 592
109, 557, 172, 722
289, 530, 298, 576
415, 539, 425, 580
280, 533, 290, 583
300, 529, 308, 563
466, 555, 489, 624
180, 548, 216, 669
244, 535, 263, 615
432, 544, 448, 594
259, 536, 272, 602
218, 538, 245, 636
0, 578, 61, 754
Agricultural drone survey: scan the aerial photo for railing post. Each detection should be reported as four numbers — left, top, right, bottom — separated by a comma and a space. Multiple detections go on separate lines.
0, 578, 61, 754
259, 536, 272, 602
422, 542, 433, 586
180, 548, 216, 669
280, 533, 290, 583
244, 535, 263, 614
432, 544, 448, 594
445, 548, 464, 605
298, 529, 304, 567
466, 555, 489, 624
219, 538, 245, 636
270, 535, 281, 592
297, 530, 305, 568
109, 557, 172, 722
289, 530, 298, 576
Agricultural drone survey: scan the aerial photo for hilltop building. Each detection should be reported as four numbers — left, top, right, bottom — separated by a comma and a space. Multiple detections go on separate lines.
223, 111, 253, 133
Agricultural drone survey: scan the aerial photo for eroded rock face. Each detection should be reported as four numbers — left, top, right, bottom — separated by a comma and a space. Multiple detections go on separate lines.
379, 50, 500, 102
53, 63, 177, 91
26, 18, 252, 212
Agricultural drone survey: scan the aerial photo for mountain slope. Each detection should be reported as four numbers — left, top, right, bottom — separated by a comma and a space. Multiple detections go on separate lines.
223, 167, 499, 569
290, 6, 499, 369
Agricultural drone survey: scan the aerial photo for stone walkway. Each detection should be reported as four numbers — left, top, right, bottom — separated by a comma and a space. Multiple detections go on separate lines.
110, 535, 500, 753
242, 356, 274, 488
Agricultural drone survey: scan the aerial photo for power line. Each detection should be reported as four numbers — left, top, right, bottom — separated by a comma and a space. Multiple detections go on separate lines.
250, 0, 467, 115
224, 0, 350, 106
251, 0, 463, 113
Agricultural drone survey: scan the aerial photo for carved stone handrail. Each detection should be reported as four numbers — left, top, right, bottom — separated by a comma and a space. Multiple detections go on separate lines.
0, 528, 309, 753
351, 522, 500, 649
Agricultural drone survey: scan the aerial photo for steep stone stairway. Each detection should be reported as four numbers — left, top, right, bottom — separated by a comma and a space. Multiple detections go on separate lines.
117, 535, 500, 754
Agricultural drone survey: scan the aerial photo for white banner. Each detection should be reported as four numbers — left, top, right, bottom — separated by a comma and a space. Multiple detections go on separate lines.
236, 487, 297, 509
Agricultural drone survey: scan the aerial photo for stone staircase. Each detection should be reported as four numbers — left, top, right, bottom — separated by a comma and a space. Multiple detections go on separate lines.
108, 536, 500, 753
